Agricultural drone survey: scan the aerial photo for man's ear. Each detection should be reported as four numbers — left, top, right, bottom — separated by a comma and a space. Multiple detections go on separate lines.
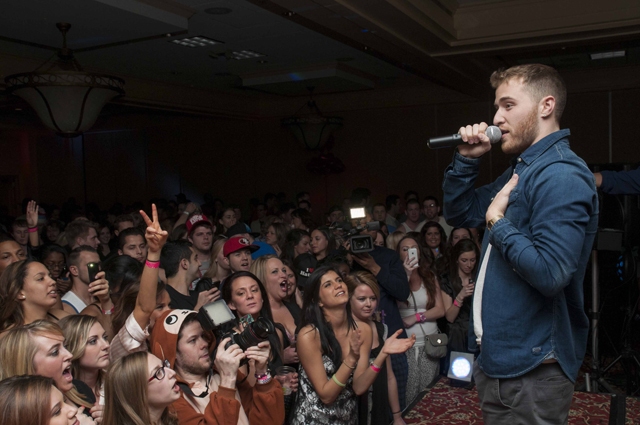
222, 257, 230, 267
540, 95, 556, 119
188, 235, 193, 244
118, 249, 123, 256
69, 265, 80, 278
180, 258, 189, 271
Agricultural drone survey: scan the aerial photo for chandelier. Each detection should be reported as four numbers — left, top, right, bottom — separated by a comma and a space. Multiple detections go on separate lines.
4, 23, 125, 138
282, 88, 342, 151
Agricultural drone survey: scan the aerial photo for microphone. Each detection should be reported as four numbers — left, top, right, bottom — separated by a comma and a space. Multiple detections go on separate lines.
427, 126, 502, 149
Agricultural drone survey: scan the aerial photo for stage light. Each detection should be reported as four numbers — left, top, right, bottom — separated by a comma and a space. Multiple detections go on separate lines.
447, 351, 474, 387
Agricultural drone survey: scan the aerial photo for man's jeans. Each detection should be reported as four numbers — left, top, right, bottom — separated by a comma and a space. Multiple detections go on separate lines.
474, 361, 574, 425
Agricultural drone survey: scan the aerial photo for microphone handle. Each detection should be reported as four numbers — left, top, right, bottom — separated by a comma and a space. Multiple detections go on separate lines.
427, 134, 464, 149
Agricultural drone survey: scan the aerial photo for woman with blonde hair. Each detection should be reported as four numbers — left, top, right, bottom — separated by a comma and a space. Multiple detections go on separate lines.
251, 255, 300, 365
103, 351, 180, 425
60, 315, 111, 404
0, 375, 79, 425
0, 320, 100, 422
202, 237, 230, 285
385, 231, 405, 251
0, 259, 69, 332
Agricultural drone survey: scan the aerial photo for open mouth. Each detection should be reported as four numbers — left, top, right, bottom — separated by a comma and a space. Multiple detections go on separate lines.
62, 366, 72, 381
335, 290, 346, 297
279, 280, 288, 292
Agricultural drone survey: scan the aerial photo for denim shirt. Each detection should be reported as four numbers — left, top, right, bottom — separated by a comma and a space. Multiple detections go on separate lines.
442, 129, 598, 382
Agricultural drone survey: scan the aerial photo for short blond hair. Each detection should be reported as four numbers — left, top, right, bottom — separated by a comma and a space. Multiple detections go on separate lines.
490, 64, 567, 121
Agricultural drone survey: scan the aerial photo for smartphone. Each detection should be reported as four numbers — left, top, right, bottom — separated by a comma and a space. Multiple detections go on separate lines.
408, 247, 418, 263
87, 262, 100, 283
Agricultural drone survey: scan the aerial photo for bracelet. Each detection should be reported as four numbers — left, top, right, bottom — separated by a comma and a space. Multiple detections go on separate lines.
256, 371, 272, 385
145, 260, 160, 269
392, 410, 402, 415
102, 306, 115, 315
183, 210, 190, 215
342, 360, 356, 370
28, 226, 38, 233
453, 299, 462, 308
370, 363, 381, 373
331, 374, 346, 388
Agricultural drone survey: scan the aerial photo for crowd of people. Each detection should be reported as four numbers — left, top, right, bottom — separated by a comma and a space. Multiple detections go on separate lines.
1, 62, 613, 425
0, 184, 479, 425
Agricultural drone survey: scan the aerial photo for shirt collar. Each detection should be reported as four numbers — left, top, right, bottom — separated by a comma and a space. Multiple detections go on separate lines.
512, 129, 570, 167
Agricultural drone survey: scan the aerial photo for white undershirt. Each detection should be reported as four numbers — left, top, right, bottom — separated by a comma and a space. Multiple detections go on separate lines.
473, 244, 492, 345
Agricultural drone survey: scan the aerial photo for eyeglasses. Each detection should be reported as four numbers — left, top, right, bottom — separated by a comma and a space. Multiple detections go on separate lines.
148, 359, 171, 382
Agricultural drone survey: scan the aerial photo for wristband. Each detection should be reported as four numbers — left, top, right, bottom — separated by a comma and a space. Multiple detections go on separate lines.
415, 312, 423, 322
256, 371, 272, 385
183, 210, 190, 215
370, 363, 381, 373
102, 306, 115, 315
342, 360, 356, 370
392, 410, 402, 415
145, 260, 160, 269
28, 226, 38, 233
331, 374, 346, 387
453, 299, 462, 308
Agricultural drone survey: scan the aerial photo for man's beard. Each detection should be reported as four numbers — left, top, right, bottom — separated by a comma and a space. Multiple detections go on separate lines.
502, 106, 539, 155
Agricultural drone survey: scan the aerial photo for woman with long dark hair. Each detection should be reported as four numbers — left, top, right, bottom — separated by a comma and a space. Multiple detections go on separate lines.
395, 235, 444, 404
0, 260, 70, 332
291, 265, 414, 425
439, 239, 479, 354
222, 271, 285, 371
309, 226, 335, 265
281, 229, 311, 263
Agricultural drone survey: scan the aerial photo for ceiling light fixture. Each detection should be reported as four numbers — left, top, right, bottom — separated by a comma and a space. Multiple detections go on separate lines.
4, 23, 124, 138
282, 87, 343, 151
590, 50, 625, 60
232, 50, 265, 60
171, 36, 223, 48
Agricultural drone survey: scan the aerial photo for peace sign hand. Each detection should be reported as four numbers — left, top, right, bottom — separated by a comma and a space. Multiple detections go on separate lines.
140, 204, 168, 254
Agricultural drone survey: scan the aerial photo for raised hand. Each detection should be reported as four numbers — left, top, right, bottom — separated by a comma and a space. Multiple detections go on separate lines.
26, 200, 39, 228
88, 270, 111, 305
382, 330, 416, 355
140, 204, 168, 254
457, 122, 494, 159
402, 256, 418, 277
348, 327, 363, 361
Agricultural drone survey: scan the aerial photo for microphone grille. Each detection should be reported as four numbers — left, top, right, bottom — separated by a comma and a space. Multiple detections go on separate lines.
486, 126, 502, 144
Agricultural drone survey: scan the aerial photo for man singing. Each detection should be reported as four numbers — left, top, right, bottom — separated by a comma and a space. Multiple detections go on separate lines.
442, 64, 598, 424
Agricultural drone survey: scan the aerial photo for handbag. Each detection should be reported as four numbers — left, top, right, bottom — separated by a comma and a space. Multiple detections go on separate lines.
410, 291, 448, 359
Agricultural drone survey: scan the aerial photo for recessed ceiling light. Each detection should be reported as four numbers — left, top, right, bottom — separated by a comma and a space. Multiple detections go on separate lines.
232, 50, 265, 60
205, 7, 232, 15
258, 60, 268, 64
170, 36, 224, 48
590, 50, 625, 60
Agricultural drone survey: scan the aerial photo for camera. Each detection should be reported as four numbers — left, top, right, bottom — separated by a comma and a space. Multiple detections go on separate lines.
329, 207, 380, 254
224, 316, 275, 351
195, 277, 220, 294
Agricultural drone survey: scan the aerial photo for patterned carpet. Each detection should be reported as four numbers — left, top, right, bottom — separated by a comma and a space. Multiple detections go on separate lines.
403, 378, 634, 425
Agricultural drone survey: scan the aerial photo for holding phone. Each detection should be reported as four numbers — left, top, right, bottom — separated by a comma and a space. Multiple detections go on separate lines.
87, 262, 100, 283
408, 247, 418, 264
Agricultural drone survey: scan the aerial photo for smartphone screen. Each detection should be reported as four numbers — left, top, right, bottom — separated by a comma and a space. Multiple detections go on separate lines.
87, 262, 100, 283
